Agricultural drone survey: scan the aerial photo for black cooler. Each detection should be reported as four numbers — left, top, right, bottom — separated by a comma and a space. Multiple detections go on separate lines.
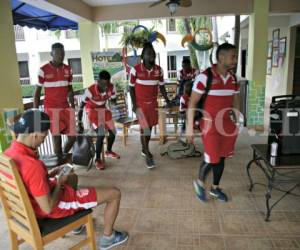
268, 95, 300, 155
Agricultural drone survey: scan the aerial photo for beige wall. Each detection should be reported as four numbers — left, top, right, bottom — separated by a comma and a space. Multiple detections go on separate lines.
0, 0, 23, 113
264, 21, 299, 127
92, 0, 253, 22
19, 0, 300, 24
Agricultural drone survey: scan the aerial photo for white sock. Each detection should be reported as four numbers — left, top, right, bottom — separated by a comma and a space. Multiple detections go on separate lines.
196, 179, 205, 188
103, 231, 115, 240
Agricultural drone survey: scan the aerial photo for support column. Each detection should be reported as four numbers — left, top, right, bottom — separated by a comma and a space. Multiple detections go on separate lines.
246, 0, 269, 128
0, 0, 23, 151
78, 21, 100, 88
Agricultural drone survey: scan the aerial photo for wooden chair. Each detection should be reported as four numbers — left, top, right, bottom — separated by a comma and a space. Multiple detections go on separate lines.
0, 154, 97, 250
113, 91, 139, 146
157, 83, 179, 135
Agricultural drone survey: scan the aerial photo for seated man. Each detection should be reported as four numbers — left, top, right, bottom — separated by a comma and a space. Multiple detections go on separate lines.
5, 109, 128, 250
178, 58, 199, 97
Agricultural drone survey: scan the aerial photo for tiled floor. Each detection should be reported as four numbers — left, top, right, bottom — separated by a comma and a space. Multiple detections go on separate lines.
1, 128, 300, 249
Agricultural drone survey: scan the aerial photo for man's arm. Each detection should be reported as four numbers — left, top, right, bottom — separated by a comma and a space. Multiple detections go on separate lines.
129, 86, 137, 113
232, 92, 241, 123
33, 86, 42, 108
186, 91, 202, 143
159, 85, 170, 105
34, 175, 68, 214
68, 85, 75, 109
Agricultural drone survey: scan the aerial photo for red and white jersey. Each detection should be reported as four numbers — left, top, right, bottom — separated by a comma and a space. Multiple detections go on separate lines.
180, 94, 190, 111
37, 62, 72, 109
129, 63, 164, 103
179, 68, 199, 81
82, 83, 116, 110
192, 64, 240, 120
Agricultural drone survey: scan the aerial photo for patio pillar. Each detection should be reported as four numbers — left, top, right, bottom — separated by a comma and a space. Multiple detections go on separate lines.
246, 0, 269, 129
78, 21, 100, 88
0, 0, 23, 151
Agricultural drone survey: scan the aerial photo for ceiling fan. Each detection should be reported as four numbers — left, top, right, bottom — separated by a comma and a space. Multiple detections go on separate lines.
149, 0, 192, 15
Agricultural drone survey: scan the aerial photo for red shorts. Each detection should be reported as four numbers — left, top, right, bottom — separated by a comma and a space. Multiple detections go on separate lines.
45, 108, 76, 136
201, 119, 238, 164
136, 100, 158, 129
46, 185, 97, 219
86, 108, 115, 130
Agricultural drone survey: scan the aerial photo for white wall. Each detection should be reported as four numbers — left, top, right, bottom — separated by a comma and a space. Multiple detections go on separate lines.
237, 15, 300, 127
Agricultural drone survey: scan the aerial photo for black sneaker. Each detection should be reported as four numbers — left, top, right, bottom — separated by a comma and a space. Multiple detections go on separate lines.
145, 156, 155, 169
209, 187, 228, 202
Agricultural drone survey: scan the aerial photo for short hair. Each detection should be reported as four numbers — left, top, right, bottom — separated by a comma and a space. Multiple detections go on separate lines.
216, 43, 236, 61
98, 70, 111, 81
51, 43, 64, 50
141, 42, 156, 60
182, 58, 191, 65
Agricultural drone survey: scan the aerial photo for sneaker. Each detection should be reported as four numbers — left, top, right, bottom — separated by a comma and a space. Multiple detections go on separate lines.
209, 187, 228, 202
105, 151, 120, 159
95, 159, 105, 170
141, 151, 153, 158
72, 225, 85, 235
145, 156, 155, 169
99, 231, 129, 250
193, 180, 206, 202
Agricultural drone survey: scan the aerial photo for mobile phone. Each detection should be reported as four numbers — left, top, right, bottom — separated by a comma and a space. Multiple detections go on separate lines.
58, 163, 74, 177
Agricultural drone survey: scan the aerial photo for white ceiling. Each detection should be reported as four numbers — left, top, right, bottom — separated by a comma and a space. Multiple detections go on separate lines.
82, 0, 155, 7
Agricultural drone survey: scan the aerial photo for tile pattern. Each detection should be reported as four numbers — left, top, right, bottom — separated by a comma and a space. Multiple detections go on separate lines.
0, 130, 300, 249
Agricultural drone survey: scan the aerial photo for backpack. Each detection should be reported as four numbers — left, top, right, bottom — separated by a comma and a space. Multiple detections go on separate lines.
72, 135, 95, 171
196, 67, 237, 120
161, 140, 201, 160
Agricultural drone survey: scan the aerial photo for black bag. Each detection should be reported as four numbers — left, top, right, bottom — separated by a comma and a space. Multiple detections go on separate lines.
72, 136, 95, 170
268, 95, 300, 155
161, 140, 201, 159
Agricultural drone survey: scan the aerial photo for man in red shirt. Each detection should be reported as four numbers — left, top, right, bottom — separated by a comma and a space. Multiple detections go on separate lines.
78, 70, 120, 170
34, 43, 76, 164
129, 42, 170, 169
187, 43, 241, 203
178, 58, 199, 96
5, 109, 128, 249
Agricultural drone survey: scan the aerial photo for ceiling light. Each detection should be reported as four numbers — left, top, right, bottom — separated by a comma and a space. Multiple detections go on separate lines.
166, 2, 178, 16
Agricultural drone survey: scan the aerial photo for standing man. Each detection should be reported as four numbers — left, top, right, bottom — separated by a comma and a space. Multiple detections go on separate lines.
187, 43, 241, 202
129, 42, 170, 169
34, 43, 76, 164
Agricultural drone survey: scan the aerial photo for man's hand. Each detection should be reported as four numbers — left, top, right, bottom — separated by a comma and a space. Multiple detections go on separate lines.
186, 126, 194, 144
48, 166, 62, 178
56, 172, 70, 185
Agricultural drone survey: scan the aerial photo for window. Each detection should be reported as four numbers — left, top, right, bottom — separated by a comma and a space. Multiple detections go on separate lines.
183, 56, 190, 62
68, 58, 82, 75
167, 55, 177, 78
168, 55, 177, 71
14, 25, 25, 41
66, 30, 79, 39
167, 18, 177, 33
18, 61, 29, 78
